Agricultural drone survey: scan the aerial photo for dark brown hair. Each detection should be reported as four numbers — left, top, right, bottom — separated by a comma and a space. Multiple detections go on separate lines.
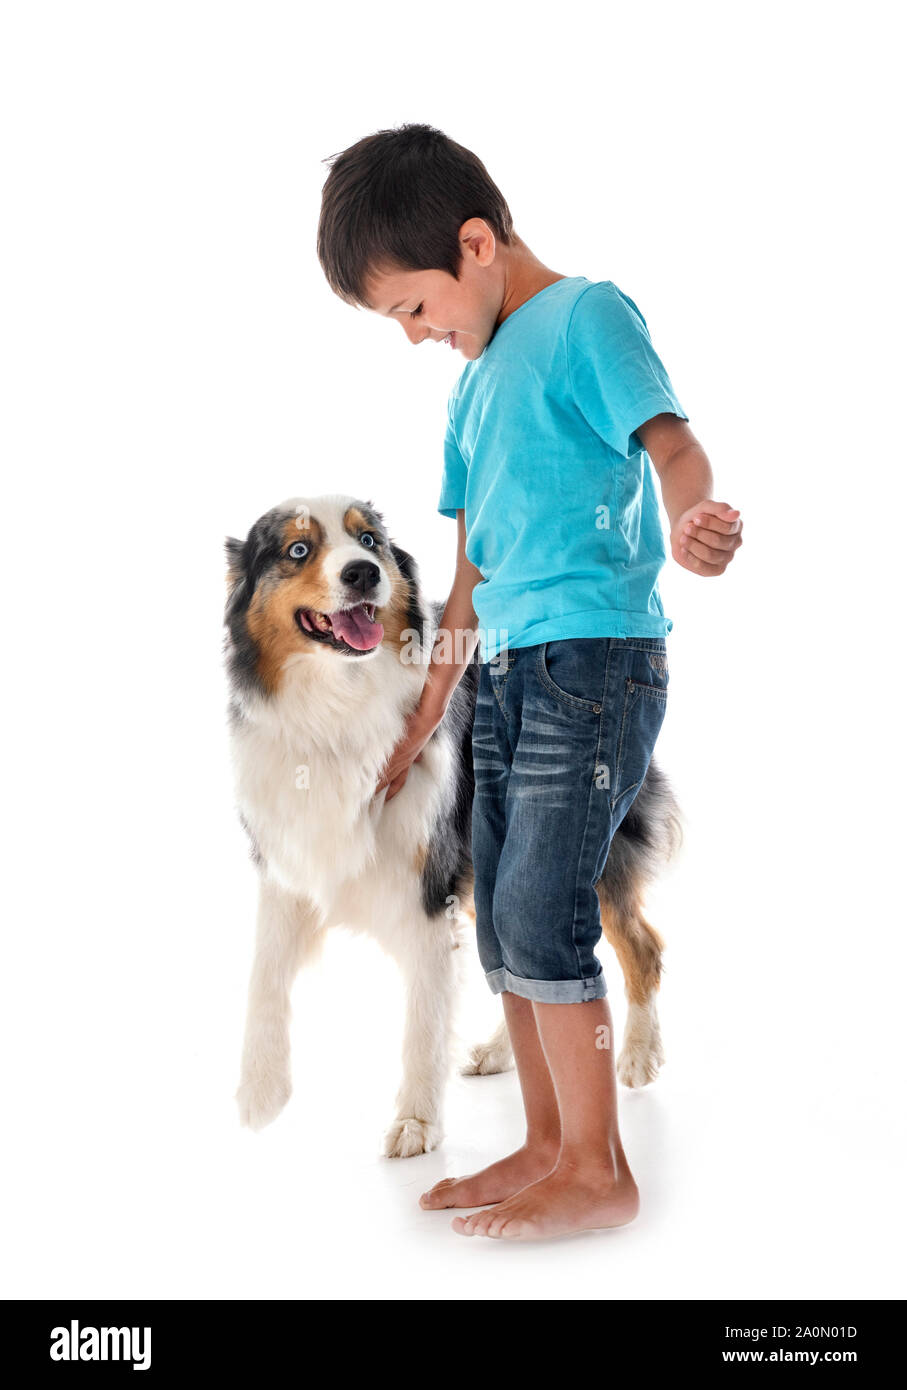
317, 123, 515, 308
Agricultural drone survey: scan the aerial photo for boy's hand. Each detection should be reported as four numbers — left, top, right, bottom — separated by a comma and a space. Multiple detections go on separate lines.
374, 704, 441, 803
670, 500, 743, 576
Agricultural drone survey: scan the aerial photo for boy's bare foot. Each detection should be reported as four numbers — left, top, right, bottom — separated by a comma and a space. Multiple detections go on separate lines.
419, 1142, 559, 1210
450, 1159, 640, 1239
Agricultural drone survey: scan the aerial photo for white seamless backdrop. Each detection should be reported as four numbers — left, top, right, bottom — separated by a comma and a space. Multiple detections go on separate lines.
1, 0, 904, 1300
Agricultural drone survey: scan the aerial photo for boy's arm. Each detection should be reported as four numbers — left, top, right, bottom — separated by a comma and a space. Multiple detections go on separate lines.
637, 413, 743, 576
419, 509, 482, 724
375, 510, 481, 801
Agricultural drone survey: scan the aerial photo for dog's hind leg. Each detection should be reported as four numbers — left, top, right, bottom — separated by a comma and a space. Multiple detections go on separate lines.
382, 915, 459, 1158
235, 877, 323, 1131
461, 1018, 514, 1076
595, 876, 666, 1089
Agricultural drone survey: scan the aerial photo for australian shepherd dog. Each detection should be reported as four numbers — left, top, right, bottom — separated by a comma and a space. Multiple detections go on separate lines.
224, 495, 682, 1157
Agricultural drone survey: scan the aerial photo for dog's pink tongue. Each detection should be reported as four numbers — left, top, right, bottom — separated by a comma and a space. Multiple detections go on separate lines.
330, 605, 384, 651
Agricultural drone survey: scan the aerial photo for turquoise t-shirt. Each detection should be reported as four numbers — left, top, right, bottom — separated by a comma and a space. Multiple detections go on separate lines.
438, 276, 688, 663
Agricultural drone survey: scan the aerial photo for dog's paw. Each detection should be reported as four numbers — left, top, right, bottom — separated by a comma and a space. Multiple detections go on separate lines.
383, 1116, 442, 1158
235, 1070, 291, 1131
617, 1031, 665, 1088
460, 1038, 514, 1076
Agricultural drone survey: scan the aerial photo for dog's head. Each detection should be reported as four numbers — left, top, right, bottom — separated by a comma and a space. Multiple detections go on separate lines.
224, 495, 425, 697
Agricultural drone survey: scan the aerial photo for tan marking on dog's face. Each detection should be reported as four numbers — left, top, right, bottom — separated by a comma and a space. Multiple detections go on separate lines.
246, 516, 335, 693
343, 504, 379, 539
281, 515, 325, 551
414, 843, 428, 874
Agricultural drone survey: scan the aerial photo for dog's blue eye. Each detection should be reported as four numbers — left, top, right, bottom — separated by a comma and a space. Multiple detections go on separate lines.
288, 542, 309, 560
360, 532, 376, 548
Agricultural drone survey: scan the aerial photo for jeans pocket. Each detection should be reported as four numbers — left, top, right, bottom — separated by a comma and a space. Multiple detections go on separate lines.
536, 639, 607, 714
610, 674, 668, 812
625, 638, 669, 683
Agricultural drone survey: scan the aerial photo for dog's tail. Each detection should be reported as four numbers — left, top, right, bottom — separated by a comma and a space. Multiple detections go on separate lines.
644, 758, 685, 866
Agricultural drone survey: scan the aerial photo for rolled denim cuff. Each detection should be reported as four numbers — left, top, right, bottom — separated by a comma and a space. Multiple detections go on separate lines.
484, 966, 607, 1004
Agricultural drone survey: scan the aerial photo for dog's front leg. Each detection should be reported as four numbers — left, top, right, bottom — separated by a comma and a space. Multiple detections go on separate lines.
235, 877, 322, 1131
383, 916, 459, 1158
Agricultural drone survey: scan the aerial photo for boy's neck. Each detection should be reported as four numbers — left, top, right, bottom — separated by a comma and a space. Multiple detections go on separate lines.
494, 237, 568, 330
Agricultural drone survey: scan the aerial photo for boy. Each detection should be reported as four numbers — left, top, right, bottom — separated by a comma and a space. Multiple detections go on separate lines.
317, 124, 742, 1240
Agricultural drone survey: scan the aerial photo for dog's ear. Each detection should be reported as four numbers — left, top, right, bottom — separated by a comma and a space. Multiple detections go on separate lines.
225, 536, 245, 584
390, 542, 419, 587
389, 541, 429, 649
362, 498, 388, 531
224, 536, 248, 622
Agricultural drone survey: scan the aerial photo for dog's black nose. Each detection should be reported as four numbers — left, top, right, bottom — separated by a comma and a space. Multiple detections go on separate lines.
340, 559, 381, 594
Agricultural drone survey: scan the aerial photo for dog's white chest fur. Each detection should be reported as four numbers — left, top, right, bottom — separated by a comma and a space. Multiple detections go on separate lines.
230, 646, 451, 920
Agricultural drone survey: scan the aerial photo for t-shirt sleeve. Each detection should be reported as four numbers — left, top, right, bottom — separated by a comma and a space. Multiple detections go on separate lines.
567, 283, 688, 458
437, 392, 467, 518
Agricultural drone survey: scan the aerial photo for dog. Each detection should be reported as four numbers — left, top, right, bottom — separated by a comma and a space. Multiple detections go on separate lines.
224, 494, 682, 1157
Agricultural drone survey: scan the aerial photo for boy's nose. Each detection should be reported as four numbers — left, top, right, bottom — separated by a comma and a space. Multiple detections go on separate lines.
402, 321, 431, 345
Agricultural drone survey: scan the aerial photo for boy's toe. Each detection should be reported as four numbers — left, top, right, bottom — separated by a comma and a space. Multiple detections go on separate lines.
470, 1210, 497, 1238
419, 1179, 457, 1209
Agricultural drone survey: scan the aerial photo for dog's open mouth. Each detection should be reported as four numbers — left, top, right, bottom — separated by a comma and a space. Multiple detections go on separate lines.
295, 602, 384, 653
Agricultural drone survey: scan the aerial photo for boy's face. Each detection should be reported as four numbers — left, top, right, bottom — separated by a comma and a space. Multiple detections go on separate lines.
364, 221, 502, 361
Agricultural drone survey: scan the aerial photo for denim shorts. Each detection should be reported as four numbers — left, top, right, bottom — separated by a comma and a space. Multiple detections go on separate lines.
470, 636, 669, 1004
